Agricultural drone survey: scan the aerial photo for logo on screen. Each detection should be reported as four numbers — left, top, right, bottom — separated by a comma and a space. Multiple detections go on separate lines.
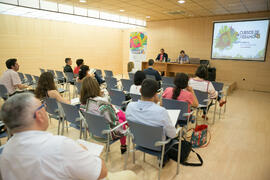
215, 26, 238, 50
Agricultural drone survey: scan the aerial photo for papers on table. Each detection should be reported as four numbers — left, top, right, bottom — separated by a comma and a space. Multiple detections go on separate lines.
77, 139, 104, 156
167, 110, 181, 126
71, 97, 80, 105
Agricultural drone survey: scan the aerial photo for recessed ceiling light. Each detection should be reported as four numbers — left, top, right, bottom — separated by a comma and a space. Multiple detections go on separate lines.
80, 0, 86, 3
178, 0, 185, 4
120, 9, 125, 12
146, 16, 150, 18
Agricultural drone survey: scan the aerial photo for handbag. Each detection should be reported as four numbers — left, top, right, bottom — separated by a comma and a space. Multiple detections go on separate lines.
168, 139, 203, 166
191, 124, 209, 148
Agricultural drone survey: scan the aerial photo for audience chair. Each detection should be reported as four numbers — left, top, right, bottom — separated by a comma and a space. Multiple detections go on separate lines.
74, 81, 81, 96
65, 72, 76, 99
161, 83, 175, 91
146, 75, 156, 80
59, 102, 85, 139
193, 90, 210, 123
104, 70, 113, 78
82, 111, 127, 161
162, 76, 174, 85
120, 79, 133, 92
96, 69, 102, 77
124, 120, 182, 180
130, 93, 141, 102
33, 75, 39, 84
25, 74, 34, 86
44, 97, 65, 135
0, 145, 4, 154
162, 98, 194, 126
0, 84, 9, 101
109, 89, 126, 107
47, 69, 56, 78
18, 72, 27, 84
40, 68, 46, 74
105, 77, 118, 90
212, 81, 225, 121
55, 71, 66, 84
128, 73, 135, 81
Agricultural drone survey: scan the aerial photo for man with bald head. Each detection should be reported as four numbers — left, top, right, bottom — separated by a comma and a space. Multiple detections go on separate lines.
0, 93, 107, 180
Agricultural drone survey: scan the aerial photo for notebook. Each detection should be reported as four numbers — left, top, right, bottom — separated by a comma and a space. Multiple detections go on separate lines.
167, 110, 181, 126
71, 97, 80, 105
77, 139, 104, 156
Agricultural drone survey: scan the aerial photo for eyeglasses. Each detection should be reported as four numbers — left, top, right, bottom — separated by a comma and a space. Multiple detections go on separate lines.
33, 103, 46, 118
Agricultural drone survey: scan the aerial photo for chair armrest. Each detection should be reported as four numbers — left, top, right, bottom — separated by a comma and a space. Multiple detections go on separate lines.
155, 138, 171, 147
183, 110, 195, 117
197, 104, 207, 108
102, 121, 128, 134
176, 127, 182, 135
122, 99, 132, 104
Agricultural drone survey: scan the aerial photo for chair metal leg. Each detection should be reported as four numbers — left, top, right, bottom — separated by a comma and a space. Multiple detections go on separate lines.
124, 135, 130, 170
61, 118, 65, 135
66, 120, 68, 132
105, 133, 110, 162
195, 109, 199, 127
143, 152, 146, 162
158, 145, 165, 180
213, 99, 217, 124
57, 119, 61, 135
79, 120, 82, 139
132, 142, 135, 164
219, 106, 222, 120
177, 129, 182, 175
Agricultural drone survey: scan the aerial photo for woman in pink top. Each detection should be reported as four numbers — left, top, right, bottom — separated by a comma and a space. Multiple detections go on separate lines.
162, 73, 198, 111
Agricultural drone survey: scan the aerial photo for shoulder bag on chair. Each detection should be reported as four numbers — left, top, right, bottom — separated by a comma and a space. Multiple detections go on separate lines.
168, 139, 203, 166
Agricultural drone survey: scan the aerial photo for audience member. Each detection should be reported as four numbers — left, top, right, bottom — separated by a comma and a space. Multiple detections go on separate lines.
63, 57, 73, 73
77, 64, 105, 85
73, 59, 84, 76
129, 71, 146, 95
0, 58, 28, 96
127, 61, 136, 73
162, 73, 198, 111
155, 48, 168, 62
143, 59, 162, 81
178, 50, 189, 64
189, 65, 226, 118
80, 77, 127, 154
126, 79, 177, 165
0, 93, 107, 180
35, 72, 70, 104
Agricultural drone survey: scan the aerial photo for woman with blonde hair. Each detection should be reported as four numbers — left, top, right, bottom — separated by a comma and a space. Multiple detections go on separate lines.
127, 61, 136, 73
80, 76, 127, 154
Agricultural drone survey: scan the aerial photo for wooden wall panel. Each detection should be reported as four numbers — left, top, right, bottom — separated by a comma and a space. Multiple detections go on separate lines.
0, 15, 123, 76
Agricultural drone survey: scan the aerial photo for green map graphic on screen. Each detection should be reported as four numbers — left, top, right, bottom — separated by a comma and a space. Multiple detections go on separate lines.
215, 26, 238, 50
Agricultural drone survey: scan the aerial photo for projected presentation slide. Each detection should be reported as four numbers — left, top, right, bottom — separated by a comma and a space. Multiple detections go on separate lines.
211, 19, 269, 61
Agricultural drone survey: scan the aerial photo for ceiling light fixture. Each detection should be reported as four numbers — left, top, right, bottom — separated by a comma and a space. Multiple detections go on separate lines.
120, 9, 125, 12
146, 16, 150, 18
178, 0, 185, 4
80, 0, 86, 3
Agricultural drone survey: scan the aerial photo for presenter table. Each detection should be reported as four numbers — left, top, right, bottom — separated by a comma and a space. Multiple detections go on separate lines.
141, 62, 199, 77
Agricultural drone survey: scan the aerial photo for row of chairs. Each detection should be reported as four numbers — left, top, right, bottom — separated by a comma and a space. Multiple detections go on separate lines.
44, 96, 182, 180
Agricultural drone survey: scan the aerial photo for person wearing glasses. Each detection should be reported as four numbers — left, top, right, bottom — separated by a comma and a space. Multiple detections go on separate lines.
35, 72, 70, 104
0, 93, 108, 180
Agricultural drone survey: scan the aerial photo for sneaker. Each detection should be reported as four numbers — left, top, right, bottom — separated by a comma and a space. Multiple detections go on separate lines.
219, 100, 227, 107
120, 145, 127, 154
202, 115, 208, 120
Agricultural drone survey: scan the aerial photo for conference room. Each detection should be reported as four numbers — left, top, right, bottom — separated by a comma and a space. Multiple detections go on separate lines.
0, 0, 269, 179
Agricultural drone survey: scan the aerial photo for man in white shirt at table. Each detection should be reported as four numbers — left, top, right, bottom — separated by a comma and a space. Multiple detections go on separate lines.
0, 93, 107, 180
